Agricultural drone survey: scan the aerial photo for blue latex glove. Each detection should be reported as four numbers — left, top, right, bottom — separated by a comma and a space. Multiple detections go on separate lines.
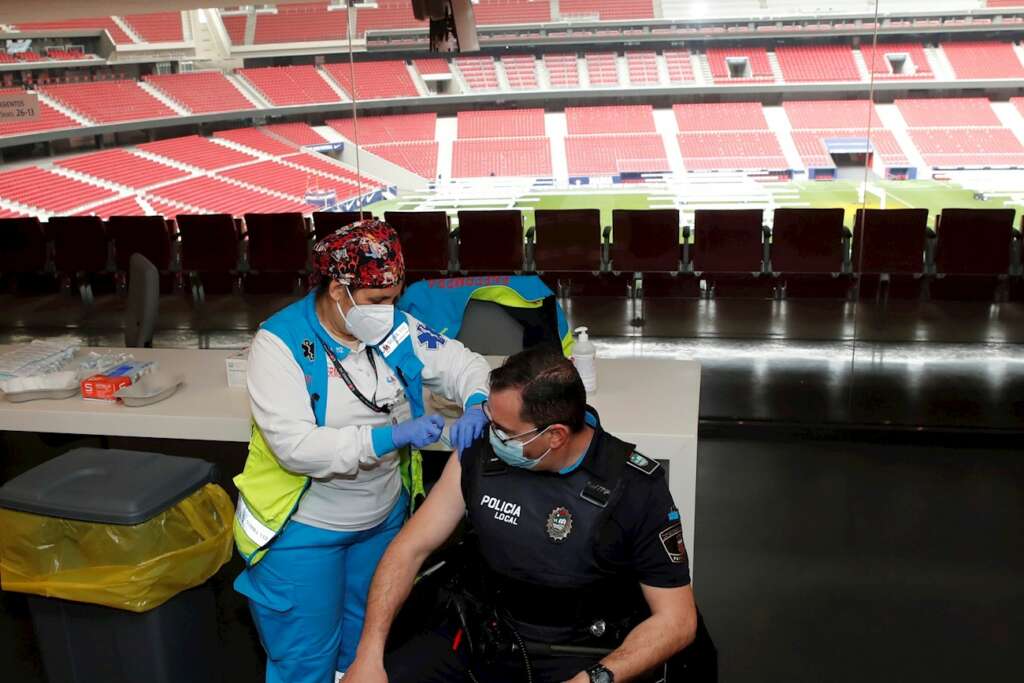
450, 405, 489, 451
391, 414, 446, 450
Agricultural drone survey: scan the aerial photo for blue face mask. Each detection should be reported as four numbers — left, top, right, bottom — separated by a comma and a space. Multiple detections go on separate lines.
488, 424, 551, 470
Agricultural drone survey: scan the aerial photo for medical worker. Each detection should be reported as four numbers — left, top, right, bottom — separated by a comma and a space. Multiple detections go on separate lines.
233, 219, 491, 683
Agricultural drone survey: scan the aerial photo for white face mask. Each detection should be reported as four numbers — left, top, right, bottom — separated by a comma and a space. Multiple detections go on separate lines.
337, 287, 393, 346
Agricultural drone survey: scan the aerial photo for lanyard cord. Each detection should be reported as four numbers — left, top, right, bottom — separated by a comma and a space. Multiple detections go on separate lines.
320, 340, 391, 415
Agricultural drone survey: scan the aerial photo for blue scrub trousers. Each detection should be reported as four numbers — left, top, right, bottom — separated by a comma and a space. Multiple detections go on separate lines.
234, 493, 407, 683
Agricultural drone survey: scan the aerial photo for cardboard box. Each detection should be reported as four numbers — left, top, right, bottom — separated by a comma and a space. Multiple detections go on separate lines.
80, 362, 153, 401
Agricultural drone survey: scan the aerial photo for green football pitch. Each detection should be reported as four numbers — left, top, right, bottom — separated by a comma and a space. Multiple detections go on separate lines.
366, 179, 1022, 231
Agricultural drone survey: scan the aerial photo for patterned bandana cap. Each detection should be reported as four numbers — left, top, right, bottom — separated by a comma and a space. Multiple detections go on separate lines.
310, 219, 405, 289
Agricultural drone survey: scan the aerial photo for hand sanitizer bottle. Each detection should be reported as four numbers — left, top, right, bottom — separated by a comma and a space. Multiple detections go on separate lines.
573, 326, 597, 394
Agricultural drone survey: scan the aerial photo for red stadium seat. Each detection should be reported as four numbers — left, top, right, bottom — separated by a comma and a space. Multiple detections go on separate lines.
243, 212, 310, 294
175, 213, 242, 301
852, 208, 928, 300
692, 209, 772, 298
383, 211, 451, 281
311, 211, 373, 241
931, 208, 1015, 301
456, 210, 524, 273
771, 208, 851, 299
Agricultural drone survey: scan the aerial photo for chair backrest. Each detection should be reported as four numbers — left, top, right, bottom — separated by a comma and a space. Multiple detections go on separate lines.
692, 209, 763, 273
107, 215, 172, 272
456, 299, 525, 356
852, 208, 928, 274
771, 208, 845, 273
457, 210, 524, 272
124, 253, 160, 348
48, 216, 107, 274
175, 214, 240, 272
311, 211, 373, 241
934, 208, 1014, 275
244, 212, 309, 272
610, 209, 680, 273
384, 211, 450, 271
533, 209, 602, 271
0, 217, 47, 273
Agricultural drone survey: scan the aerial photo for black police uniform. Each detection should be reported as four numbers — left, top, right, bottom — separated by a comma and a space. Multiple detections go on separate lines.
385, 413, 691, 683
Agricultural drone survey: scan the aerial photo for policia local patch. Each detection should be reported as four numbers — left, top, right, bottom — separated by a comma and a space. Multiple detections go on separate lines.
659, 521, 686, 564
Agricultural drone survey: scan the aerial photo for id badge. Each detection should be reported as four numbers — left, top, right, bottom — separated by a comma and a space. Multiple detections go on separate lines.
390, 399, 412, 425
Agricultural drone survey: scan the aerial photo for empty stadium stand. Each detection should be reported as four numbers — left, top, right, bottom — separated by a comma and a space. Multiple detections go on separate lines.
0, 89, 80, 138
559, 0, 654, 21
502, 56, 540, 90
214, 128, 298, 155
566, 105, 656, 134
11, 17, 132, 44
585, 53, 621, 86
783, 100, 883, 129
473, 0, 552, 25
663, 50, 696, 84
859, 42, 933, 79
328, 113, 437, 144
566, 134, 669, 175
137, 135, 258, 170
222, 14, 247, 44
942, 41, 1024, 79
452, 137, 552, 177
262, 122, 328, 147
76, 195, 152, 219
895, 97, 1001, 127
0, 167, 116, 214
143, 71, 254, 114
55, 149, 189, 188
626, 51, 661, 86
150, 176, 310, 215
40, 80, 176, 124
674, 102, 769, 131
222, 159, 359, 200
237, 66, 341, 106
253, 3, 348, 44
705, 46, 775, 82
354, 1, 425, 37
458, 109, 546, 138
365, 142, 439, 178
123, 12, 184, 42
907, 127, 1024, 167
323, 61, 419, 100
455, 56, 500, 91
413, 59, 451, 76
678, 132, 788, 171
543, 54, 582, 88
775, 44, 861, 82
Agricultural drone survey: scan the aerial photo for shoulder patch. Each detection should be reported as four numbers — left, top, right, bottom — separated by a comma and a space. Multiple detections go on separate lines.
415, 323, 447, 350
626, 451, 660, 476
659, 521, 686, 564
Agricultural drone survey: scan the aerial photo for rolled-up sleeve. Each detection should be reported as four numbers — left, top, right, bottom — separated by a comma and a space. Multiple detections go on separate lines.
247, 330, 379, 477
406, 314, 490, 408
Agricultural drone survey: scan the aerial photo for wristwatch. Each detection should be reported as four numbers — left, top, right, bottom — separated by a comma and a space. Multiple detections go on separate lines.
586, 664, 614, 683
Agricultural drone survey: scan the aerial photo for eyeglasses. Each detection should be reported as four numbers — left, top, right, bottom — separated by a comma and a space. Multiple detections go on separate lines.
481, 401, 549, 446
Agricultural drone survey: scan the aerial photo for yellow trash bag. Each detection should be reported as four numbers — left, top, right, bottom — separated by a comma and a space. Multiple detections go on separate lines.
0, 483, 234, 613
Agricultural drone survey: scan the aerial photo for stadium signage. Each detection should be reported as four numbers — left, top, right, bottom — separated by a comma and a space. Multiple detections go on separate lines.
0, 92, 39, 122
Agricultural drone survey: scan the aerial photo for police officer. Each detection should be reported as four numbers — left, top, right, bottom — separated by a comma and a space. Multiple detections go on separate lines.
234, 220, 492, 683
345, 345, 697, 683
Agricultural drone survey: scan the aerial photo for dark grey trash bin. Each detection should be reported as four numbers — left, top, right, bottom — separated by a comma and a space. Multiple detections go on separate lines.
0, 448, 223, 683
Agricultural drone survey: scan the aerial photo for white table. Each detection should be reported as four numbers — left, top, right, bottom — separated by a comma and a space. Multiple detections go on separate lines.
0, 347, 701, 569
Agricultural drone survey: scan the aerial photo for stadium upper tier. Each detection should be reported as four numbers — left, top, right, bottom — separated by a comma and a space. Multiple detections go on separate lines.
4, 39, 1024, 142
0, 131, 384, 218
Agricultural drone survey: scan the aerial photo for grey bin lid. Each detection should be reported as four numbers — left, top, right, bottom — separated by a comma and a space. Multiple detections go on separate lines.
0, 448, 217, 525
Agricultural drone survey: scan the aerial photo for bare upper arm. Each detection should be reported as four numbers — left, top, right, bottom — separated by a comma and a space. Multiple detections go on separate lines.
391, 451, 466, 559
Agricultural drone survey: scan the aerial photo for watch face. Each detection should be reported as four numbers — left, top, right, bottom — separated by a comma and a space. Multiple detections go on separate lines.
588, 665, 613, 683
